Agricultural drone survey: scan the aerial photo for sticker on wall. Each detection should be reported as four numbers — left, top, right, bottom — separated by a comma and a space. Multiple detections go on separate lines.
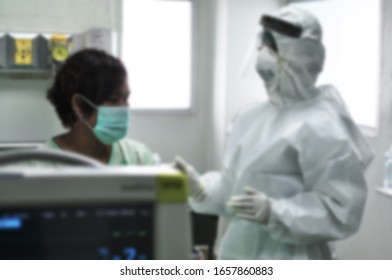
50, 34, 71, 63
14, 39, 33, 65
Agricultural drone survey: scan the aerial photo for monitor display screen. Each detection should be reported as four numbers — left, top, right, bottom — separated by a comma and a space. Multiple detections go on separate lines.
0, 203, 154, 260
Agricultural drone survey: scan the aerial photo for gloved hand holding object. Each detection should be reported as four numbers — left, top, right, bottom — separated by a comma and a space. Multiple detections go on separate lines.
175, 156, 206, 202
227, 187, 270, 224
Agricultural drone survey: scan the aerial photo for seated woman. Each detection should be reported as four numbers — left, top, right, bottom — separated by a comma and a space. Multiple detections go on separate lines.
45, 49, 155, 165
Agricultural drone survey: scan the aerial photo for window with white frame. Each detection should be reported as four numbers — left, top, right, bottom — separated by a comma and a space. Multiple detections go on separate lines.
121, 0, 192, 111
291, 0, 381, 131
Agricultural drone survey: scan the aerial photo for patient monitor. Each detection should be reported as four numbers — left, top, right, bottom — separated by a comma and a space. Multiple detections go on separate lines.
0, 166, 192, 260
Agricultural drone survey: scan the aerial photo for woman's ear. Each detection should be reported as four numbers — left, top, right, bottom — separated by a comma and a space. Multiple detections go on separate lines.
71, 94, 98, 126
71, 94, 84, 120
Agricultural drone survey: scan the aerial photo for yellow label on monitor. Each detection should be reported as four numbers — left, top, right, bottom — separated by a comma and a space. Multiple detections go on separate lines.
157, 174, 188, 203
14, 39, 33, 65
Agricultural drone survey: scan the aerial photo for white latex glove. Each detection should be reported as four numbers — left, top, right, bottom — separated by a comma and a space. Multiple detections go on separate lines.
227, 186, 270, 224
174, 156, 206, 202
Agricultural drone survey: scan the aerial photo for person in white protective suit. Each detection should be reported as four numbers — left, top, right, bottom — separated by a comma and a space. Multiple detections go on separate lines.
175, 6, 374, 260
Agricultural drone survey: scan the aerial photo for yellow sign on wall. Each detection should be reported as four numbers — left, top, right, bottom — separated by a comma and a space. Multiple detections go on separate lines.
14, 39, 33, 65
51, 34, 70, 63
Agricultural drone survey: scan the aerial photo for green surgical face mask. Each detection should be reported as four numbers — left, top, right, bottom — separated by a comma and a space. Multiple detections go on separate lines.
77, 95, 131, 145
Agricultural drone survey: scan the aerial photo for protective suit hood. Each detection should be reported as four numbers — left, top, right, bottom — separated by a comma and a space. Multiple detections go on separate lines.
256, 7, 325, 106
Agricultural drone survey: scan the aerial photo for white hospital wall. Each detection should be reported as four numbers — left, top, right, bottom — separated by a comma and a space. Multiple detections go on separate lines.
332, 0, 392, 260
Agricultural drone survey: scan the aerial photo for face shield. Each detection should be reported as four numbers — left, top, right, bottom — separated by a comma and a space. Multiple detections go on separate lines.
240, 14, 303, 79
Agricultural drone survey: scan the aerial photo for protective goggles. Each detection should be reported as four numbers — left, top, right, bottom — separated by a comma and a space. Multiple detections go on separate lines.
258, 15, 303, 53
260, 15, 303, 38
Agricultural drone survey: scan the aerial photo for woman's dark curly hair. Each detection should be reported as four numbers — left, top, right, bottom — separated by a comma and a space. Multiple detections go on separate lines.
47, 49, 127, 128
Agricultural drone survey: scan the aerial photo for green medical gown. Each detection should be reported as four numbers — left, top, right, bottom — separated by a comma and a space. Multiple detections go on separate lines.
44, 138, 155, 166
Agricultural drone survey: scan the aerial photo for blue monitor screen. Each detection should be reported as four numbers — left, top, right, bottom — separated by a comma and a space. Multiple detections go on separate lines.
0, 204, 154, 260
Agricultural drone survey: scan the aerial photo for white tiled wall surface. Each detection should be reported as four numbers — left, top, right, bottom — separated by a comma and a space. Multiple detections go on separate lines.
0, 0, 113, 33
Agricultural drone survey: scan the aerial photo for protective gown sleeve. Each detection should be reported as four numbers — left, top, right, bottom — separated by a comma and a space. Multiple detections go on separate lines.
266, 120, 368, 245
